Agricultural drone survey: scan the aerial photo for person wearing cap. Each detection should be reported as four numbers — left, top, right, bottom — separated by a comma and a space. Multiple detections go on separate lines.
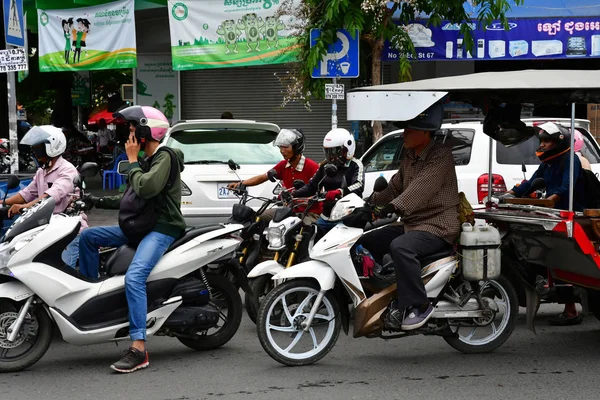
228, 128, 321, 223
507, 122, 585, 326
358, 102, 460, 331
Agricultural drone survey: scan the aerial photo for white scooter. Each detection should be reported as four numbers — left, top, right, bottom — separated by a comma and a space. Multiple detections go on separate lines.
255, 176, 518, 366
0, 177, 245, 373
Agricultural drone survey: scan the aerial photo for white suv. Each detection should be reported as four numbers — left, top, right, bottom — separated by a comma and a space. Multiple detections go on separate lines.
361, 118, 600, 205
164, 119, 280, 226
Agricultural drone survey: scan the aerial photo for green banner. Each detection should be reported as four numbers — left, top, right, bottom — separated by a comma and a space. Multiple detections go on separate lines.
37, 0, 137, 72
167, 0, 300, 71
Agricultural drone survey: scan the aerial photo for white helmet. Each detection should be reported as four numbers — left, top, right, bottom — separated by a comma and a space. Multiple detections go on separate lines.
323, 128, 355, 165
20, 125, 67, 158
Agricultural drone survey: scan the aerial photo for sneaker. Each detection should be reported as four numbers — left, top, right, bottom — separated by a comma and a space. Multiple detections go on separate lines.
401, 303, 434, 331
110, 347, 149, 373
385, 307, 405, 330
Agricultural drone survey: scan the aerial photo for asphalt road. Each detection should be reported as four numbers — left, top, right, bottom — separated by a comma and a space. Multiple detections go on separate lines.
2, 306, 599, 400
4, 178, 599, 400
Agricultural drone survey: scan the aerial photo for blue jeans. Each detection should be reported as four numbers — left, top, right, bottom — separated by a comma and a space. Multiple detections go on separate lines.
79, 226, 175, 341
61, 235, 80, 268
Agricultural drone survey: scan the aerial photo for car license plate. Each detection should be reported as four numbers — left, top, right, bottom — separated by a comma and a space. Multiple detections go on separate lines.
217, 183, 238, 199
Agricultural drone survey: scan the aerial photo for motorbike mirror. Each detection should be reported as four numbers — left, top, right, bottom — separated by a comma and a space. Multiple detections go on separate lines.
324, 163, 338, 178
117, 160, 131, 176
228, 159, 240, 171
267, 169, 278, 182
521, 161, 527, 174
272, 182, 282, 195
293, 179, 304, 190
373, 176, 388, 193
73, 175, 82, 188
6, 174, 20, 191
79, 162, 99, 178
529, 177, 546, 192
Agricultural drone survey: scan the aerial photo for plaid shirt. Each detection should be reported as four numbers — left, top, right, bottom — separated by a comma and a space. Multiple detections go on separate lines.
372, 140, 460, 244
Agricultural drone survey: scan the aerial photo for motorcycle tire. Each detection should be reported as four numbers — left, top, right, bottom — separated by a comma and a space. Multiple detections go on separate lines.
177, 273, 242, 351
257, 279, 341, 366
443, 275, 518, 354
244, 275, 274, 325
0, 300, 53, 373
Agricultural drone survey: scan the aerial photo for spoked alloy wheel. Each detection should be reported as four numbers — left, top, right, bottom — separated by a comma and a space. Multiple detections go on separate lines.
0, 300, 53, 372
256, 279, 340, 366
444, 275, 517, 353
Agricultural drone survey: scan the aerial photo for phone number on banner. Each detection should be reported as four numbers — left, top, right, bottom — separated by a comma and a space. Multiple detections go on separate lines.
0, 48, 28, 73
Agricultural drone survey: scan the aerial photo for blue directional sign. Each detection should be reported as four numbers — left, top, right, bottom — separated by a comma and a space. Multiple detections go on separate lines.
310, 28, 360, 79
3, 0, 25, 47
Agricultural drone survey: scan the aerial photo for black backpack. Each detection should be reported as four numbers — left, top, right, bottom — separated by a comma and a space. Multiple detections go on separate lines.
540, 156, 600, 209
118, 147, 179, 244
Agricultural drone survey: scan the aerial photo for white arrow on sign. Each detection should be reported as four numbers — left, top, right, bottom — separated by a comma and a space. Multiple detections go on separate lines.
319, 31, 350, 76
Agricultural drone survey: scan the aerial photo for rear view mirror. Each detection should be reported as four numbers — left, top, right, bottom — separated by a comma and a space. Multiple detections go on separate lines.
73, 175, 82, 188
324, 164, 338, 178
373, 176, 388, 193
529, 178, 546, 192
80, 162, 99, 178
267, 169, 278, 182
6, 175, 20, 191
272, 182, 282, 195
117, 161, 131, 176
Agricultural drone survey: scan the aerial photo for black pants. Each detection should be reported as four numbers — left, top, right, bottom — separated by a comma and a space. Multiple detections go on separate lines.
358, 225, 449, 309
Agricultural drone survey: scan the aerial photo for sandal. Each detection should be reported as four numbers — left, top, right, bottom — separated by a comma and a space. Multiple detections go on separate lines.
548, 312, 583, 326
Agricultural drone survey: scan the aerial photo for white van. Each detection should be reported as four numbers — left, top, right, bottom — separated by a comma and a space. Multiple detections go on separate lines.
361, 118, 600, 205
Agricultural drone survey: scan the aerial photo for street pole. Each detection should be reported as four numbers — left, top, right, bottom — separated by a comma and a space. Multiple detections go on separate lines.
331, 76, 337, 129
7, 64, 18, 173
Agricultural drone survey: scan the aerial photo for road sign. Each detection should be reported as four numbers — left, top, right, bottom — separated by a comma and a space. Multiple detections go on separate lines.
3, 0, 25, 47
0, 47, 27, 72
310, 29, 359, 79
325, 83, 345, 100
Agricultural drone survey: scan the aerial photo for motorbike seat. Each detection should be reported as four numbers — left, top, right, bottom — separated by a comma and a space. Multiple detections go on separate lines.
104, 225, 224, 276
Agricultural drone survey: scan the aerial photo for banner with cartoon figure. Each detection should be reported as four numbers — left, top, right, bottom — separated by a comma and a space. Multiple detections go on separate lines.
167, 0, 300, 70
37, 0, 137, 72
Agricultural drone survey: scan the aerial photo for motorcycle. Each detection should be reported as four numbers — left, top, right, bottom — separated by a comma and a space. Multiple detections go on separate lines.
0, 175, 245, 372
255, 176, 518, 366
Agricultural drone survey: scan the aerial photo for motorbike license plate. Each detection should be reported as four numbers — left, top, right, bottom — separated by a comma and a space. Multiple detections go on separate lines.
217, 183, 238, 199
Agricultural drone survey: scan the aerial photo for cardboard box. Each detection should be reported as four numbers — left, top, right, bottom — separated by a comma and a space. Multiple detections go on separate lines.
588, 104, 600, 139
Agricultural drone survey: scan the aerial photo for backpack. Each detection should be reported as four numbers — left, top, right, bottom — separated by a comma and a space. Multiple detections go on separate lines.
118, 147, 179, 244
540, 156, 600, 209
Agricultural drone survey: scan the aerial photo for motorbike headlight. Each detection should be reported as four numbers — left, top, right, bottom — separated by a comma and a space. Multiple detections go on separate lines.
329, 202, 355, 222
267, 225, 286, 249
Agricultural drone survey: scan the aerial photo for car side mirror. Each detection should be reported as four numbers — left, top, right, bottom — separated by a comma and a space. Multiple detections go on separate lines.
80, 162, 99, 178
373, 176, 388, 192
267, 169, 278, 182
117, 161, 131, 176
324, 163, 338, 178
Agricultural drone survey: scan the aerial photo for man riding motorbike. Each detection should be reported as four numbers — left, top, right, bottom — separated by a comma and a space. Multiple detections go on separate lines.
359, 102, 460, 331
505, 122, 585, 326
80, 105, 185, 373
4, 125, 86, 268
227, 128, 320, 223
292, 127, 364, 232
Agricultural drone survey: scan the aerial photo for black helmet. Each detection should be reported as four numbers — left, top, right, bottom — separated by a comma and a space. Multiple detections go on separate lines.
407, 102, 443, 131
273, 128, 305, 155
535, 122, 571, 162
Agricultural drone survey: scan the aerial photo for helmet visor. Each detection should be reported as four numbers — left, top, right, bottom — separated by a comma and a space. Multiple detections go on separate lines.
20, 126, 52, 147
273, 129, 298, 148
324, 147, 344, 163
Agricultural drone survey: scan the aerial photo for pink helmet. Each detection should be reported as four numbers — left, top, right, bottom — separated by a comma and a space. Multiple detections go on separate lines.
574, 130, 584, 153
113, 105, 170, 142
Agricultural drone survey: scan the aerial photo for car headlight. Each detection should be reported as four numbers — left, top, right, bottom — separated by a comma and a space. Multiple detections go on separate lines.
329, 202, 355, 222
181, 181, 192, 196
267, 225, 286, 249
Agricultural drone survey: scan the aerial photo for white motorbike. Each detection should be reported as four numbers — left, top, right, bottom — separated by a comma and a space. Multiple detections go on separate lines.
0, 178, 245, 372
255, 177, 518, 366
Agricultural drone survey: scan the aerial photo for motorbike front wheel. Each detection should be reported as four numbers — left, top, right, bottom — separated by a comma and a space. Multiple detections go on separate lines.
245, 275, 275, 324
256, 279, 340, 366
0, 300, 53, 373
443, 275, 518, 354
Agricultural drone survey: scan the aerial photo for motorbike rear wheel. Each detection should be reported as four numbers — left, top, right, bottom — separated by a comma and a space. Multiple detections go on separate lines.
0, 300, 53, 373
257, 279, 340, 366
177, 273, 242, 351
443, 275, 518, 354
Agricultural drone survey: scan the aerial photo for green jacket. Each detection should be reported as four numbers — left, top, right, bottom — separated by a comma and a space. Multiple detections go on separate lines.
99, 147, 186, 238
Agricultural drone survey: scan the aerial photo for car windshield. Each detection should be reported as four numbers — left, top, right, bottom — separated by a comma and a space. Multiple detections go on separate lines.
167, 129, 282, 165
